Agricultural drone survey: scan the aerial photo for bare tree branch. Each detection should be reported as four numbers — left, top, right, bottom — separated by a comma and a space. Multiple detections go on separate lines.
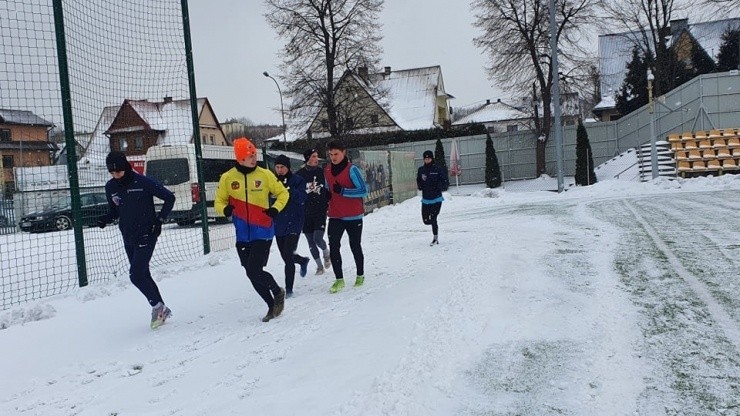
265, 0, 383, 138
471, 0, 598, 175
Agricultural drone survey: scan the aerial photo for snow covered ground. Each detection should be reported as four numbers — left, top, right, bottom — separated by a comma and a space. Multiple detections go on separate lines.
1, 175, 740, 415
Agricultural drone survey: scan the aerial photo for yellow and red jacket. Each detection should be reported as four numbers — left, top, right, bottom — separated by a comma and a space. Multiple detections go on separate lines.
215, 165, 288, 243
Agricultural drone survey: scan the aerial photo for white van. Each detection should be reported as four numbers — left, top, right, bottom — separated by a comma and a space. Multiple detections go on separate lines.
144, 144, 263, 226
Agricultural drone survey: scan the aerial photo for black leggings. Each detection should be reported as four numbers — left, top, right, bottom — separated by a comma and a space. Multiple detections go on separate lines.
421, 202, 442, 235
276, 234, 308, 293
124, 234, 163, 307
327, 218, 364, 280
236, 240, 281, 308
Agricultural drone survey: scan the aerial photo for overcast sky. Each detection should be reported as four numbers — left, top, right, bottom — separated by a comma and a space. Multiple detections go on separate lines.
187, 0, 516, 126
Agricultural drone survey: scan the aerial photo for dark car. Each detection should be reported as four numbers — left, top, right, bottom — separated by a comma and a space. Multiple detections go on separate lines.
19, 192, 108, 232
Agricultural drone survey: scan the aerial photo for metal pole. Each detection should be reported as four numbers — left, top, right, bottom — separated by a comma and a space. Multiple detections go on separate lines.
52, 0, 88, 287
181, 0, 210, 254
548, 0, 564, 192
263, 72, 287, 150
647, 69, 658, 179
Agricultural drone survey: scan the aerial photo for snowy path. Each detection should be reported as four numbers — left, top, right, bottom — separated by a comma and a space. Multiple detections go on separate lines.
1, 185, 739, 415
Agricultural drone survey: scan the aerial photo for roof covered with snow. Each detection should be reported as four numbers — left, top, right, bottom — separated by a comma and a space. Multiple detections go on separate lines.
362, 65, 448, 131
0, 109, 54, 127
83, 98, 207, 165
453, 99, 528, 125
596, 18, 740, 110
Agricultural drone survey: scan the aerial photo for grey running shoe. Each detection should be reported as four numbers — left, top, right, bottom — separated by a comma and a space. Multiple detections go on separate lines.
150, 304, 172, 329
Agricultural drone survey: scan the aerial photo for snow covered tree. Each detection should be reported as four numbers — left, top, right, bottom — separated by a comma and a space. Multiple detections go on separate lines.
265, 0, 384, 139
716, 27, 740, 72
485, 134, 502, 188
574, 121, 597, 186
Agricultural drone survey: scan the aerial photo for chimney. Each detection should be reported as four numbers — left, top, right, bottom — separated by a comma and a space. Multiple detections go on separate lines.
670, 18, 688, 36
163, 96, 173, 104
358, 66, 368, 79
486, 99, 491, 105
384, 66, 391, 76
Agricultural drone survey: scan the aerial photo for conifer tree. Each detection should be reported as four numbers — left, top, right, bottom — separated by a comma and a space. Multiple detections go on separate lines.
717, 27, 740, 72
434, 138, 448, 191
690, 43, 716, 76
485, 134, 502, 188
615, 47, 650, 116
575, 121, 597, 186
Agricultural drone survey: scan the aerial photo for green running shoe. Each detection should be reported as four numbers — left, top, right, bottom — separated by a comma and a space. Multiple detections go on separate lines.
329, 279, 345, 293
354, 275, 365, 287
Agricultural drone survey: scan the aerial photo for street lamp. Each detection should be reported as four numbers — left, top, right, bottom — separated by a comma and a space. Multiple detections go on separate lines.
647, 69, 658, 179
263, 71, 287, 150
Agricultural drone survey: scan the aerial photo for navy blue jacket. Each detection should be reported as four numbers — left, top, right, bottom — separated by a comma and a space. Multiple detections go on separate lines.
294, 165, 329, 217
274, 171, 307, 236
416, 162, 448, 202
102, 171, 175, 243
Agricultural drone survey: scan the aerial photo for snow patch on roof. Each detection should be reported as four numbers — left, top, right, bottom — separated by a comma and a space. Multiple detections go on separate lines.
0, 109, 54, 127
364, 66, 445, 131
453, 100, 528, 125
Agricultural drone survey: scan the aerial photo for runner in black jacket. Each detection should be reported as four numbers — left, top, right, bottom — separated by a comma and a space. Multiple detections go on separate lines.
416, 150, 448, 245
295, 148, 331, 275
97, 151, 176, 329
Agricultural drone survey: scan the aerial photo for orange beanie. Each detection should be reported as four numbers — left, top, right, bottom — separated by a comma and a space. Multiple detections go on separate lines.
233, 137, 257, 161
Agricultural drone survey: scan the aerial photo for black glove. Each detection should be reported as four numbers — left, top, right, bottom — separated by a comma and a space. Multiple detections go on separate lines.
97, 216, 108, 229
223, 204, 234, 218
151, 219, 163, 238
333, 183, 343, 194
263, 207, 279, 218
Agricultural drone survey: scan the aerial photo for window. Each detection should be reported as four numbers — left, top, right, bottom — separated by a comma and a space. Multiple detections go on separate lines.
506, 125, 518, 132
2, 155, 13, 168
345, 117, 354, 130
118, 137, 127, 151
0, 129, 10, 142
210, 135, 214, 144
146, 158, 190, 185
321, 119, 328, 129
370, 114, 379, 125
135, 136, 143, 151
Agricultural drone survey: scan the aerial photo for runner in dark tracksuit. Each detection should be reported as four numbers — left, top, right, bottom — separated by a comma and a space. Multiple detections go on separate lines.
295, 148, 331, 275
417, 150, 448, 245
97, 151, 175, 328
273, 155, 310, 297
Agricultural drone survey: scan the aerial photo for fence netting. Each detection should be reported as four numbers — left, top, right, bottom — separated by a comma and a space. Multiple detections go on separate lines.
0, 0, 206, 310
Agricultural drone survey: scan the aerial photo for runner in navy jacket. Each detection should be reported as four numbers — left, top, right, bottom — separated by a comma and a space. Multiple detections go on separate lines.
273, 155, 310, 297
416, 150, 448, 245
97, 151, 176, 329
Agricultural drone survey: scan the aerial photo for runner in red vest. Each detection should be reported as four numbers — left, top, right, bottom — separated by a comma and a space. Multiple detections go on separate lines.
324, 140, 368, 293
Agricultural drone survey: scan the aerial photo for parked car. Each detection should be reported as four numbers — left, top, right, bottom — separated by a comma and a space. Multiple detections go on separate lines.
19, 192, 108, 232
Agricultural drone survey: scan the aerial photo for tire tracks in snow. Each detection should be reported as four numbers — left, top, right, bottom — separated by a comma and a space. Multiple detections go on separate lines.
622, 199, 740, 353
